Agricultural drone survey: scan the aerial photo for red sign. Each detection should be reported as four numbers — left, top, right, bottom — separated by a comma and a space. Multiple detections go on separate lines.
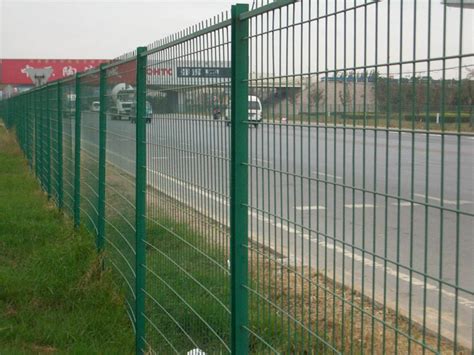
147, 67, 173, 76
0, 59, 109, 85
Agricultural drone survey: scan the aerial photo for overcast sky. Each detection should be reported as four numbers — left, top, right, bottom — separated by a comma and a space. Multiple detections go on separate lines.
1, 0, 472, 79
0, 0, 250, 59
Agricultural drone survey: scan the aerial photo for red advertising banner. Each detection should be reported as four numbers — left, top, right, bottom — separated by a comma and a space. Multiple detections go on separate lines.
0, 59, 109, 85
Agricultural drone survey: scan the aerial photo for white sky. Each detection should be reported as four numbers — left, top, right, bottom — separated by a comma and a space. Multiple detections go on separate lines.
0, 0, 249, 59
0, 0, 472, 79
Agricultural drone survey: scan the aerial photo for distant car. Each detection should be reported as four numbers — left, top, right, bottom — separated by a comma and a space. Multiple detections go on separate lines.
90, 101, 100, 112
212, 107, 222, 120
130, 101, 152, 124
224, 95, 263, 127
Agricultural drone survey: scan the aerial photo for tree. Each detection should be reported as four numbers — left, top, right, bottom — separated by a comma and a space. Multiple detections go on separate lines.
338, 83, 352, 111
310, 83, 324, 108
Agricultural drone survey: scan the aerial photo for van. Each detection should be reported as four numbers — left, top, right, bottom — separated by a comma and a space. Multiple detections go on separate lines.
224, 95, 263, 127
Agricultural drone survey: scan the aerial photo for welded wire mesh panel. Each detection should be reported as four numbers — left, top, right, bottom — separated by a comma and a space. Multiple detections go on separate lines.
61, 79, 76, 217
0, 101, 4, 124
49, 85, 60, 205
15, 97, 24, 152
103, 61, 137, 325
36, 91, 43, 187
34, 91, 41, 179
26, 93, 35, 168
246, 0, 473, 353
79, 72, 100, 236
144, 14, 234, 353
39, 88, 49, 192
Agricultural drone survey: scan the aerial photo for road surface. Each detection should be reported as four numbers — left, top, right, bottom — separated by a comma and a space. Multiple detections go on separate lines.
79, 111, 474, 349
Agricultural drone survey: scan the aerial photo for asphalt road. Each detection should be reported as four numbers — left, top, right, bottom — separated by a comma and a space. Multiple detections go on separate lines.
80, 112, 473, 349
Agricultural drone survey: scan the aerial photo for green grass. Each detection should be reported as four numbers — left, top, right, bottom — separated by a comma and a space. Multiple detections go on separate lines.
144, 216, 305, 354
0, 124, 134, 354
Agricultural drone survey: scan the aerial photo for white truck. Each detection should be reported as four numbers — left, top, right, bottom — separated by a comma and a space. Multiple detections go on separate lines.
110, 83, 135, 120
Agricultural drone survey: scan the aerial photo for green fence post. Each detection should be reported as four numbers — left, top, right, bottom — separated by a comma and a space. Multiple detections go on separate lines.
42, 88, 46, 191
22, 96, 25, 153
17, 98, 21, 149
135, 46, 147, 355
36, 91, 40, 181
19, 97, 22, 149
39, 89, 44, 189
24, 95, 27, 160
57, 82, 63, 210
19, 97, 22, 150
74, 75, 81, 228
28, 93, 32, 169
97, 64, 107, 252
230, 4, 249, 354
46, 86, 51, 199
19, 98, 22, 145
35, 90, 39, 178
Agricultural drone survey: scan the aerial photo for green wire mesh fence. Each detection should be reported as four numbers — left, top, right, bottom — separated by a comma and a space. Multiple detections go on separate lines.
0, 1, 473, 354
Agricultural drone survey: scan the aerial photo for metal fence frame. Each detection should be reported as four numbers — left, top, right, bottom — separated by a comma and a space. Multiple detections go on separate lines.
0, 1, 472, 354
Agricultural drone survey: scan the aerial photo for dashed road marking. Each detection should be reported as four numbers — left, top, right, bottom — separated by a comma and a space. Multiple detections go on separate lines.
414, 193, 472, 205
313, 171, 342, 180
143, 170, 473, 310
153, 155, 195, 160
345, 204, 375, 208
301, 234, 474, 310
295, 205, 326, 211
392, 202, 422, 207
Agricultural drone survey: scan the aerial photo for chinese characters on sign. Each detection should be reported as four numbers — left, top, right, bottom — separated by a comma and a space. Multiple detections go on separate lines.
177, 67, 231, 78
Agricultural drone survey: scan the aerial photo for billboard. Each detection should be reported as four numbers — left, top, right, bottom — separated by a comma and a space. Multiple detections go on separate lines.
0, 59, 108, 85
103, 60, 230, 87
0, 59, 231, 88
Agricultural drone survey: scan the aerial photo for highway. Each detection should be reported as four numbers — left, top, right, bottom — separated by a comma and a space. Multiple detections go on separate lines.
80, 112, 473, 349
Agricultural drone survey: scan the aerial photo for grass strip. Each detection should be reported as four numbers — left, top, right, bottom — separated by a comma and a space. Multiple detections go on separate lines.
0, 124, 134, 354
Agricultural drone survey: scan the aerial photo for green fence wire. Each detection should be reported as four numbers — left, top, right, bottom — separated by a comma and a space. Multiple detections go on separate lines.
61, 78, 76, 217
0, 1, 473, 354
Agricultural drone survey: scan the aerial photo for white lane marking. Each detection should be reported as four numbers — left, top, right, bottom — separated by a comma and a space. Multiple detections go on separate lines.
430, 134, 442, 137
250, 211, 301, 234
296, 205, 326, 211
147, 168, 228, 206
301, 233, 474, 310
414, 193, 472, 205
313, 171, 342, 180
391, 202, 422, 207
152, 155, 195, 160
345, 204, 375, 208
